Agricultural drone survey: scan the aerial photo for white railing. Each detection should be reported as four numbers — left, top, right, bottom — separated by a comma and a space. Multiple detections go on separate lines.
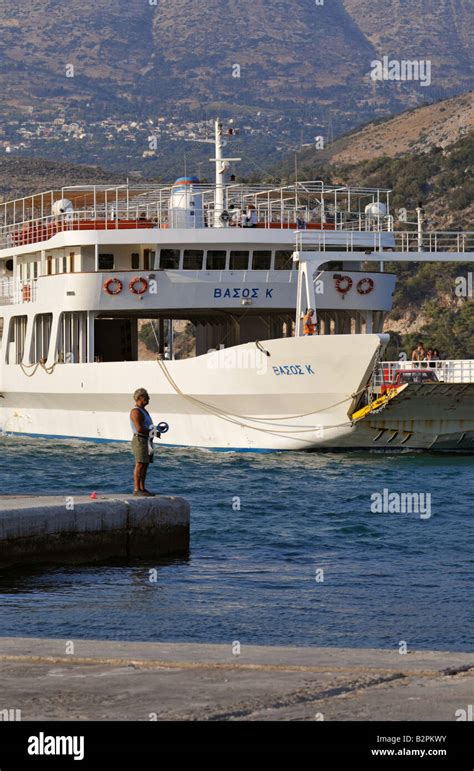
0, 208, 396, 249
296, 230, 474, 253
374, 360, 474, 386
0, 278, 15, 305
394, 231, 474, 253
0, 181, 395, 249
296, 230, 395, 251
0, 278, 37, 305
0, 211, 158, 250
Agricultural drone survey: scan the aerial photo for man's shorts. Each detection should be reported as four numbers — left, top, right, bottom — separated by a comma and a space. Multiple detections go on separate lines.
131, 434, 154, 464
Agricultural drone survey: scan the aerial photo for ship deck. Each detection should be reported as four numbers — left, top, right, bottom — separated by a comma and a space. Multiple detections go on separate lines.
0, 180, 394, 251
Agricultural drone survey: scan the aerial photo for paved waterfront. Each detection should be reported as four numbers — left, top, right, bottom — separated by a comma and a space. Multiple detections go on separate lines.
0, 638, 472, 721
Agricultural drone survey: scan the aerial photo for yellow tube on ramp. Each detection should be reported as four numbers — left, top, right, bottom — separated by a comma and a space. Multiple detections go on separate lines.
351, 385, 405, 423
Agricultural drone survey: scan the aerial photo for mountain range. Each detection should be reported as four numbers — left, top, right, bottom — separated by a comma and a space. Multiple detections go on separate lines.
1, 0, 473, 172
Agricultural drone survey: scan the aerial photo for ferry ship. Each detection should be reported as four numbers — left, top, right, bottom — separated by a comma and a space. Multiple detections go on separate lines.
0, 120, 473, 452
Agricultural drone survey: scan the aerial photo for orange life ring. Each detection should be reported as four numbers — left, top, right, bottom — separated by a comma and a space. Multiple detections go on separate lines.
103, 277, 123, 295
129, 276, 148, 295
357, 277, 375, 295
22, 284, 31, 302
335, 275, 353, 294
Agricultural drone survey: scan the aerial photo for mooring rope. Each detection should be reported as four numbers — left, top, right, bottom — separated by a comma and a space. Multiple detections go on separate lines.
156, 357, 357, 441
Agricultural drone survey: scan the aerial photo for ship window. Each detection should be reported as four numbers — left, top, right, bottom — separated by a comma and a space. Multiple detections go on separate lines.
144, 249, 156, 271
275, 250, 294, 270
159, 249, 180, 269
131, 253, 140, 270
98, 253, 114, 270
183, 250, 203, 270
230, 251, 249, 270
33, 261, 38, 278
252, 251, 271, 270
69, 252, 75, 273
46, 256, 53, 276
32, 313, 52, 362
7, 315, 28, 364
62, 256, 67, 273
206, 250, 226, 270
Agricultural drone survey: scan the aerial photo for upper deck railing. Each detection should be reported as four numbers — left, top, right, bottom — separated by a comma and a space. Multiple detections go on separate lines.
0, 181, 393, 250
296, 230, 474, 253
0, 209, 395, 250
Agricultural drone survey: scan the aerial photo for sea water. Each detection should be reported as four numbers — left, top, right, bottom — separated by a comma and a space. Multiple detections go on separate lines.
0, 435, 472, 650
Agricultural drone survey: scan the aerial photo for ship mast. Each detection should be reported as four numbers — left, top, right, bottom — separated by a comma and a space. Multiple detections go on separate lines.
210, 119, 241, 228
186, 118, 241, 228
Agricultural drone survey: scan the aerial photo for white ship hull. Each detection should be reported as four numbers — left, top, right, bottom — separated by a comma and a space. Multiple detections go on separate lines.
1, 334, 473, 452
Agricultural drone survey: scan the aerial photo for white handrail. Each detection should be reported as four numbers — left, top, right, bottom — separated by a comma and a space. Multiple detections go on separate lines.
295, 230, 474, 253
374, 359, 474, 385
0, 278, 37, 305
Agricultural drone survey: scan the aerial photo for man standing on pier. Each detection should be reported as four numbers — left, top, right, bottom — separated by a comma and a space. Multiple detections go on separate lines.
130, 388, 156, 497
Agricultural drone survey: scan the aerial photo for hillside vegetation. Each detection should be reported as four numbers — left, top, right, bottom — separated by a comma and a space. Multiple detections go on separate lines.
272, 121, 473, 358
310, 92, 473, 166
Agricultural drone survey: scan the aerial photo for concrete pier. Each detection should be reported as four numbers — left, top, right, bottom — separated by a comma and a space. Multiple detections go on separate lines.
0, 638, 472, 721
0, 495, 190, 568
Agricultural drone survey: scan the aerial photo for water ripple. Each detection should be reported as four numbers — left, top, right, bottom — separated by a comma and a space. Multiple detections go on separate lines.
0, 435, 472, 650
